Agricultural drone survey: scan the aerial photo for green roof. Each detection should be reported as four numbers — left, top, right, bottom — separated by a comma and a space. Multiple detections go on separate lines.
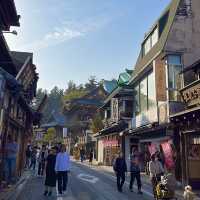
118, 69, 133, 86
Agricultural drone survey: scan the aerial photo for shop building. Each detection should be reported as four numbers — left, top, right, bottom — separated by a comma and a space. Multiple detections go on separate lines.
170, 59, 200, 189
128, 0, 200, 181
96, 70, 134, 166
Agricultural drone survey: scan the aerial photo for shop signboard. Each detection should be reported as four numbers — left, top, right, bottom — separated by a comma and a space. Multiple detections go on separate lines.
103, 140, 118, 147
161, 141, 175, 170
111, 98, 119, 122
180, 79, 200, 107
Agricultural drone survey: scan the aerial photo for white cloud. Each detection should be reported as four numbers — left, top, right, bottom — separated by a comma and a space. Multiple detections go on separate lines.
20, 26, 84, 51
11, 14, 116, 52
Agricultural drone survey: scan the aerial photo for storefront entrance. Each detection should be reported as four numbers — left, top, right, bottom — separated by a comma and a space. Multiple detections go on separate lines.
185, 133, 200, 189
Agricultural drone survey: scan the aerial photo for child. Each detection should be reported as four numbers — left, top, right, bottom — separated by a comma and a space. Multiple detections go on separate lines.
44, 147, 57, 197
184, 185, 196, 200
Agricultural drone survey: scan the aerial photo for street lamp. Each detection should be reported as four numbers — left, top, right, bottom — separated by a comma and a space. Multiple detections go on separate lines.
2, 30, 18, 35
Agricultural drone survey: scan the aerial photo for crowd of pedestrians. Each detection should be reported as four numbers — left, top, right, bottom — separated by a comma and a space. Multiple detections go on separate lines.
25, 143, 70, 197
112, 147, 177, 200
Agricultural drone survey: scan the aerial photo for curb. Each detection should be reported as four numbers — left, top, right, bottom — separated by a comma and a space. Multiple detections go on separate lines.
0, 172, 31, 200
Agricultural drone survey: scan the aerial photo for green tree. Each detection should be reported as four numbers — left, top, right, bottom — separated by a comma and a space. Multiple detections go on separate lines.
44, 128, 56, 144
90, 113, 104, 134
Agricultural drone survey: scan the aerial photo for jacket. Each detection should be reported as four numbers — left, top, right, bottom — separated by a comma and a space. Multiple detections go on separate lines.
130, 154, 140, 173
113, 157, 127, 174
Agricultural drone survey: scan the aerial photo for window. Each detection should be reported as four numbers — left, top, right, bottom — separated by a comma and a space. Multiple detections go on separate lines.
143, 27, 158, 56
167, 55, 182, 101
140, 77, 148, 112
135, 85, 140, 115
144, 38, 151, 55
148, 72, 156, 109
134, 71, 156, 116
168, 55, 182, 89
151, 28, 158, 47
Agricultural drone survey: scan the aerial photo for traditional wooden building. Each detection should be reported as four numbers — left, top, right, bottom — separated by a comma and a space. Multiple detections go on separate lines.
0, 51, 39, 182
95, 70, 133, 166
63, 82, 115, 156
170, 59, 200, 189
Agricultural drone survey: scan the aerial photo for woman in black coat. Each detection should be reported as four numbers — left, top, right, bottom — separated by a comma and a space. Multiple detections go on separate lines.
44, 147, 57, 196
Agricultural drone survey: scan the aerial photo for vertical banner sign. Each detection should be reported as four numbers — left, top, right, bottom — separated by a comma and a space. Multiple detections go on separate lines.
148, 144, 157, 155
63, 128, 68, 138
161, 141, 175, 170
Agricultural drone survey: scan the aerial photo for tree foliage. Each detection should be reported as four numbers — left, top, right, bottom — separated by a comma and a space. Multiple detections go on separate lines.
44, 128, 56, 143
90, 113, 104, 134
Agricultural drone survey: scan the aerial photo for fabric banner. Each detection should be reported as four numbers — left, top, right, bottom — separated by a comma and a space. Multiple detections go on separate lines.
161, 141, 175, 170
148, 144, 157, 155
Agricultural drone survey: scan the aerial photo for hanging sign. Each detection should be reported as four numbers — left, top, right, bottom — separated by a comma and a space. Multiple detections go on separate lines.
161, 141, 175, 170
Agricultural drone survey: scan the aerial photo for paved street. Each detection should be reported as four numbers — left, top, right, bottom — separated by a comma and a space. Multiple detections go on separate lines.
15, 162, 153, 200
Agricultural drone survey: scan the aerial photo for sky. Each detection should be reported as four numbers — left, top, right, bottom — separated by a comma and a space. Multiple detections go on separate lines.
5, 0, 171, 91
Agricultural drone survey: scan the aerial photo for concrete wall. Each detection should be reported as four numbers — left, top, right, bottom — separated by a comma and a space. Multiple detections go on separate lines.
165, 0, 200, 67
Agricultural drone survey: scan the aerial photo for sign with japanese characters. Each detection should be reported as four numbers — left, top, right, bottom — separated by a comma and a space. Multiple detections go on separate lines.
181, 81, 200, 107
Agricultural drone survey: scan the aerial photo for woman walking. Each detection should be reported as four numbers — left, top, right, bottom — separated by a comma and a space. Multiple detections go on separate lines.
149, 154, 164, 199
44, 147, 57, 197
55, 144, 70, 196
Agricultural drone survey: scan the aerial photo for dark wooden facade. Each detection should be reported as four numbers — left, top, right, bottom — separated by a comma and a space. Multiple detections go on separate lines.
170, 60, 200, 189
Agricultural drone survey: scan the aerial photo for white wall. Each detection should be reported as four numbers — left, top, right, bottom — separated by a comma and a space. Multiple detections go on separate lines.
98, 139, 104, 163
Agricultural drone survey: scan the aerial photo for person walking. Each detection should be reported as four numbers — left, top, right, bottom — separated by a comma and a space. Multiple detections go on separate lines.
149, 154, 164, 199
25, 145, 31, 169
4, 135, 19, 185
89, 149, 93, 165
80, 148, 85, 163
38, 145, 47, 176
129, 148, 143, 194
113, 152, 127, 192
55, 144, 70, 196
30, 147, 37, 171
44, 147, 57, 197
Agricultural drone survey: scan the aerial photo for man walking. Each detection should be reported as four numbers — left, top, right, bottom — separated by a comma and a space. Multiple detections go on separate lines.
4, 135, 19, 184
113, 152, 127, 192
38, 145, 47, 176
55, 144, 70, 196
129, 147, 143, 194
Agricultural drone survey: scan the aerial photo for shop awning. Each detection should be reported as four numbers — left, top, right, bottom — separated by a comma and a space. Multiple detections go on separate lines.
95, 120, 128, 137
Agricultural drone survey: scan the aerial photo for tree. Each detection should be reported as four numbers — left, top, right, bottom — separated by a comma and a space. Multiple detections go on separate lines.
63, 81, 87, 102
85, 76, 98, 91
42, 86, 64, 123
90, 113, 104, 134
43, 127, 56, 144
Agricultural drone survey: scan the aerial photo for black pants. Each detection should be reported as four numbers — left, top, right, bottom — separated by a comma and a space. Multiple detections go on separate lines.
38, 161, 45, 175
116, 172, 125, 191
30, 160, 36, 170
129, 172, 142, 191
57, 171, 68, 194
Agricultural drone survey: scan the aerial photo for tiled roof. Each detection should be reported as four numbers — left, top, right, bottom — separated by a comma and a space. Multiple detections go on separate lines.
10, 51, 33, 73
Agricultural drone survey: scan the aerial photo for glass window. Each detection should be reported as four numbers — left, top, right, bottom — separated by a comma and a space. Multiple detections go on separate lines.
168, 55, 182, 89
167, 55, 182, 101
140, 77, 148, 112
148, 72, 156, 109
151, 28, 158, 47
168, 55, 181, 65
134, 85, 140, 115
144, 38, 151, 55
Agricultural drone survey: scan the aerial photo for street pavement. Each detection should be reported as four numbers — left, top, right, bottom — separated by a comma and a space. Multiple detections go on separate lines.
16, 162, 153, 200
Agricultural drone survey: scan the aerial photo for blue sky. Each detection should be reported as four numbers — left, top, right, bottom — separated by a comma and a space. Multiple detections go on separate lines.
6, 0, 171, 91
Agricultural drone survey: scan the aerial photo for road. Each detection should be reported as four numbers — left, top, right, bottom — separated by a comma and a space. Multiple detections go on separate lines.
16, 162, 153, 200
